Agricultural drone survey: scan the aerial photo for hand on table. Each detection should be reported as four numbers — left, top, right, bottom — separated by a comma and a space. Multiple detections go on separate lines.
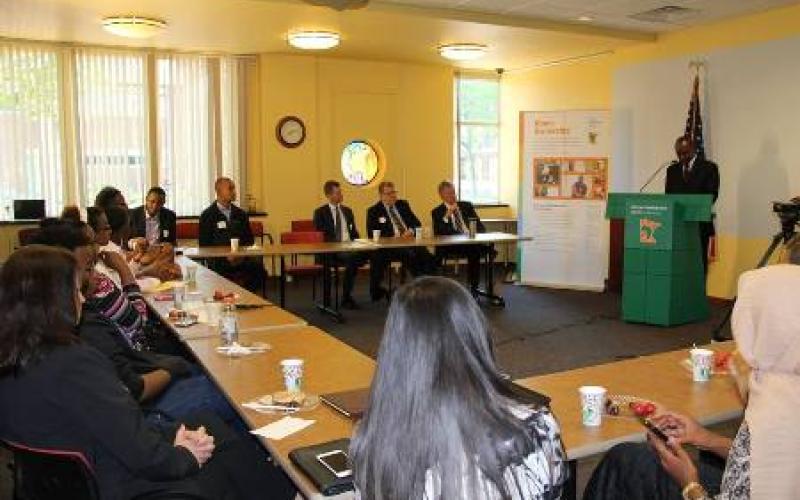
648, 432, 699, 489
174, 424, 215, 466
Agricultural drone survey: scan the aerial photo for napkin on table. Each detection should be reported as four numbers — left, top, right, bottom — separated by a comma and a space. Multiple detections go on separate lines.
250, 416, 315, 440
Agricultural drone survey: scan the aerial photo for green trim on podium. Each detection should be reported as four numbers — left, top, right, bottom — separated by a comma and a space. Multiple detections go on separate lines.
606, 193, 712, 326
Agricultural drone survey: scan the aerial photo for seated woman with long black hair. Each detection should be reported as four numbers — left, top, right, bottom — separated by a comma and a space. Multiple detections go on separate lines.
350, 276, 568, 499
0, 245, 295, 500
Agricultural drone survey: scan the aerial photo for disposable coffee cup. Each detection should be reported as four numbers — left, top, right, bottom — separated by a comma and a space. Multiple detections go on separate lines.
173, 283, 187, 310
690, 348, 714, 382
579, 386, 607, 427
280, 359, 304, 393
372, 230, 381, 242
415, 227, 423, 241
230, 238, 240, 252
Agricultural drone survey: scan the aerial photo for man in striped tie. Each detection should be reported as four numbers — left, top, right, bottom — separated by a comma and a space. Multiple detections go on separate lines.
366, 181, 437, 301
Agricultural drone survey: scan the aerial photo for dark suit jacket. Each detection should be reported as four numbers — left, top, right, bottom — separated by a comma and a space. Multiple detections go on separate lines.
313, 204, 360, 242
431, 201, 486, 236
665, 157, 719, 236
129, 206, 177, 244
366, 199, 421, 237
198, 202, 254, 247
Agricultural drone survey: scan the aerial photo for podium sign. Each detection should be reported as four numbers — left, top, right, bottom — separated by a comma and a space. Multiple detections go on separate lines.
607, 194, 712, 326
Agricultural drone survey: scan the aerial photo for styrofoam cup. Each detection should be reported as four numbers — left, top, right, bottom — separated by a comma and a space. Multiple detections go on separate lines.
372, 230, 381, 242
230, 238, 240, 252
280, 359, 304, 393
579, 385, 607, 427
691, 348, 714, 382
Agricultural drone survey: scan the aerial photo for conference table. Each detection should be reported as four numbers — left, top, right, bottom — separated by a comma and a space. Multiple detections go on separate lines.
181, 232, 529, 321
147, 258, 743, 499
144, 257, 307, 340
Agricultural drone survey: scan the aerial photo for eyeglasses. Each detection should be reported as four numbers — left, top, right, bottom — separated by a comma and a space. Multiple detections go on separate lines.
383, 190, 398, 196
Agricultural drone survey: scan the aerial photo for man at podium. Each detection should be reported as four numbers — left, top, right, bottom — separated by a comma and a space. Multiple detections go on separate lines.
665, 136, 720, 272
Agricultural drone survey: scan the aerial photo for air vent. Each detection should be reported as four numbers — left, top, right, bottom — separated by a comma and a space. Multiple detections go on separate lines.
629, 5, 699, 23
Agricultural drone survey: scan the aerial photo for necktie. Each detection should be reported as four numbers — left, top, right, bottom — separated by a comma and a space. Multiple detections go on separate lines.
453, 208, 467, 234
683, 164, 690, 182
389, 205, 407, 235
334, 205, 344, 242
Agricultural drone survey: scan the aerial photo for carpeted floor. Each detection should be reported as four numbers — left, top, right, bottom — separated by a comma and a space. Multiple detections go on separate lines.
276, 267, 732, 380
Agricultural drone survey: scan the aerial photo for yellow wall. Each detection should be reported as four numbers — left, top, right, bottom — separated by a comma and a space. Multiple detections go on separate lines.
248, 54, 454, 240
501, 3, 800, 298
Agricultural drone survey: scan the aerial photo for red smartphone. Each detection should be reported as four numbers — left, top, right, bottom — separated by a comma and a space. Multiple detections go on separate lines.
641, 417, 670, 442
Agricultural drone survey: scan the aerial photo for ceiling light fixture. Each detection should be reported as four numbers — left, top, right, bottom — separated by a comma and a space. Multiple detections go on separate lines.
288, 31, 341, 50
438, 43, 487, 61
102, 16, 167, 38
577, 15, 594, 22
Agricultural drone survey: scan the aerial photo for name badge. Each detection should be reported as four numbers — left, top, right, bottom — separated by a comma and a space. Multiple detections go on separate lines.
378, 217, 387, 224
162, 229, 169, 238
217, 220, 227, 229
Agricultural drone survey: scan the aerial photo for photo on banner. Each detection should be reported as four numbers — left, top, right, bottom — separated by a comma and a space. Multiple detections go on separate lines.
519, 110, 610, 290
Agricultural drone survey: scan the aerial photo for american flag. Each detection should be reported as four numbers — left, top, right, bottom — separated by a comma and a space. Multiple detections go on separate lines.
684, 74, 705, 159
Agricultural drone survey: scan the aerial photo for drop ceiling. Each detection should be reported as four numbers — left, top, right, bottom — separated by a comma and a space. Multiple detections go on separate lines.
0, 0, 797, 70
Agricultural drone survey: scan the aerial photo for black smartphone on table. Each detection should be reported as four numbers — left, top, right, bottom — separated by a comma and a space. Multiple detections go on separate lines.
640, 417, 670, 442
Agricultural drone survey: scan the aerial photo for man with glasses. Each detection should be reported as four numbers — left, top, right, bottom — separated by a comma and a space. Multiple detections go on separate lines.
366, 181, 436, 301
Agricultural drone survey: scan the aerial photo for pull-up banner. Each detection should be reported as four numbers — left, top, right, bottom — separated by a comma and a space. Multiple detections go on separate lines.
519, 110, 610, 291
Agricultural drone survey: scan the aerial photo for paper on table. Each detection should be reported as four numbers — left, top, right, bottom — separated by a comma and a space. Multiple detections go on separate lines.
250, 416, 315, 440
216, 342, 271, 356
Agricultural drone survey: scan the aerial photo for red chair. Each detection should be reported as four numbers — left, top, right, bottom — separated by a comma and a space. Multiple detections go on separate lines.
17, 227, 40, 247
176, 221, 199, 240
3, 439, 100, 500
291, 219, 316, 232
280, 231, 324, 300
249, 220, 274, 246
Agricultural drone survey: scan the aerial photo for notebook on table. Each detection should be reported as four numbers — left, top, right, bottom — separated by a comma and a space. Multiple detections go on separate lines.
320, 388, 370, 420
320, 382, 549, 421
289, 438, 354, 496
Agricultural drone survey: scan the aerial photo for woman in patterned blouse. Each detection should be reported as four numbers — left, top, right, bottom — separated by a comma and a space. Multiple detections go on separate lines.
584, 238, 800, 500
351, 276, 568, 500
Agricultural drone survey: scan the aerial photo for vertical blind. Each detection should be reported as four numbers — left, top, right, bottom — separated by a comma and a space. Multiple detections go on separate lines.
74, 49, 149, 208
0, 40, 247, 218
157, 54, 213, 215
0, 44, 64, 216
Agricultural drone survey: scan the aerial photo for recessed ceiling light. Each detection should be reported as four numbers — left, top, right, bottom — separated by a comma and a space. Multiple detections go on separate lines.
102, 16, 167, 38
438, 43, 487, 61
577, 15, 594, 22
287, 31, 341, 50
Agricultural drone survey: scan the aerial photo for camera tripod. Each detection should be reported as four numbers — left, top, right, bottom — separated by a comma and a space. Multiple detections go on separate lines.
711, 226, 796, 341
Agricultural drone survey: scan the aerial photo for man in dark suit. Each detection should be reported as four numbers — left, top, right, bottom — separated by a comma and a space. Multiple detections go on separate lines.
313, 180, 368, 309
199, 177, 265, 293
665, 136, 720, 273
366, 181, 436, 301
431, 180, 489, 292
129, 186, 177, 245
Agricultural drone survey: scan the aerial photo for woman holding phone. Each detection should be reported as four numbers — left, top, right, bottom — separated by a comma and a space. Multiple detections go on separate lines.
350, 276, 568, 499
584, 248, 800, 500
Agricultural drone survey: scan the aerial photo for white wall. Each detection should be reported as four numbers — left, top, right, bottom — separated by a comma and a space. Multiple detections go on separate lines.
613, 35, 800, 240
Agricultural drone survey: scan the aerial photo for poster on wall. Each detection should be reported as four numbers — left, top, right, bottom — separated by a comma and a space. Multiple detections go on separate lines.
520, 110, 610, 291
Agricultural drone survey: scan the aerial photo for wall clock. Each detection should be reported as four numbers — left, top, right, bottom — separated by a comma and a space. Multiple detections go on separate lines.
276, 116, 306, 148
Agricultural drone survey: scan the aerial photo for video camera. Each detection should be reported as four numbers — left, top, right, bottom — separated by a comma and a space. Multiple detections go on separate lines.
773, 197, 800, 242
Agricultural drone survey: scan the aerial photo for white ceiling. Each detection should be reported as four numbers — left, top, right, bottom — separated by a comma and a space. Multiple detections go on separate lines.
377, 0, 800, 32
0, 0, 798, 70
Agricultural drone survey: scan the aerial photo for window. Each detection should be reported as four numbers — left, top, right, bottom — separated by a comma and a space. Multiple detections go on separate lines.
455, 75, 500, 204
0, 44, 64, 216
157, 54, 212, 216
74, 49, 149, 208
0, 41, 247, 218
341, 140, 381, 186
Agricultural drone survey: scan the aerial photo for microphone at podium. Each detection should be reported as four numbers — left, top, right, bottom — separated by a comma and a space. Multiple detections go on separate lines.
638, 160, 675, 192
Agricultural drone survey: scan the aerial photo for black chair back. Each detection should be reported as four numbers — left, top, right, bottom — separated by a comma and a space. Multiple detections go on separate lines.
3, 440, 99, 500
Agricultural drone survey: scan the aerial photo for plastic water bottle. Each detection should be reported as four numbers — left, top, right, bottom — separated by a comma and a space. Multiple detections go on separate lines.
220, 299, 239, 346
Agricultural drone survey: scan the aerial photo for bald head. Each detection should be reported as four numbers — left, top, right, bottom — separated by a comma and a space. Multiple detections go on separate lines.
675, 136, 696, 166
215, 177, 236, 206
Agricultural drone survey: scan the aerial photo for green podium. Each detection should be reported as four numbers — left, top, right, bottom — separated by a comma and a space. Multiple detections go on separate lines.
606, 193, 712, 326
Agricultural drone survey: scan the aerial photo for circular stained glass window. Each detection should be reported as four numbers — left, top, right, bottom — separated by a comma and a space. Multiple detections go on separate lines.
341, 140, 381, 186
